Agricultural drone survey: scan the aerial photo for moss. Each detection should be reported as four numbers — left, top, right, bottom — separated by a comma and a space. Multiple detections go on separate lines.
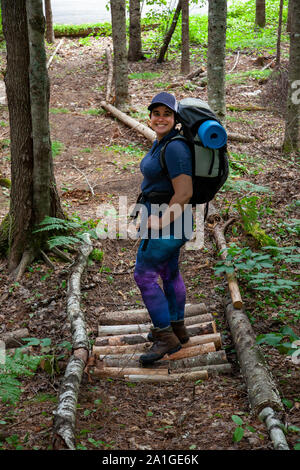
0, 178, 11, 189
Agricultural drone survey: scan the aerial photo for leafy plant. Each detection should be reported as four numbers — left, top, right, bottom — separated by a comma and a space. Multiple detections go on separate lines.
33, 215, 98, 249
256, 326, 300, 360
231, 414, 256, 442
0, 350, 42, 404
236, 195, 278, 248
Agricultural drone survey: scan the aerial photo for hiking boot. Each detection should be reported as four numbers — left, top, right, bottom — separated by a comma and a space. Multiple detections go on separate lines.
139, 326, 181, 366
171, 320, 189, 344
147, 320, 189, 344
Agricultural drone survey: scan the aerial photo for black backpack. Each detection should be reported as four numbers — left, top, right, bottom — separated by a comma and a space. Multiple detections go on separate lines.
160, 98, 229, 213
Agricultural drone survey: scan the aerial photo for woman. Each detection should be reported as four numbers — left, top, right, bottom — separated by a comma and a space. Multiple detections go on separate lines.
133, 92, 193, 366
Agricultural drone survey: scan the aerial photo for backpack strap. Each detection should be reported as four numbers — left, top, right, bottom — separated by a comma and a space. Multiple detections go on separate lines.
159, 134, 193, 176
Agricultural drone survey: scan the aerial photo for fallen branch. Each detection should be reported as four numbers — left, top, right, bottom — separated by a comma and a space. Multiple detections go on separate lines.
100, 101, 156, 142
228, 51, 240, 73
259, 407, 289, 450
0, 328, 29, 349
47, 38, 64, 69
52, 233, 92, 449
105, 46, 113, 103
213, 221, 243, 309
70, 164, 95, 196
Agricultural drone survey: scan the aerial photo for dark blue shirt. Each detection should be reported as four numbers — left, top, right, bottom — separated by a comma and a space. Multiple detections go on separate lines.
138, 129, 193, 240
140, 129, 193, 195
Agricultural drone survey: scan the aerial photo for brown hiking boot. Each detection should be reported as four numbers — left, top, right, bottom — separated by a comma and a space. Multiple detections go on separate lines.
139, 326, 181, 366
147, 320, 189, 344
171, 320, 189, 344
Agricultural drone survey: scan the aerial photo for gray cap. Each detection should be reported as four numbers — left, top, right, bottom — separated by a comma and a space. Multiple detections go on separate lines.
148, 92, 178, 113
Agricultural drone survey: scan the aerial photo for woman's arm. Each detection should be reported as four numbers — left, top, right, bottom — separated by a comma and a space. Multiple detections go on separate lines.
148, 174, 193, 230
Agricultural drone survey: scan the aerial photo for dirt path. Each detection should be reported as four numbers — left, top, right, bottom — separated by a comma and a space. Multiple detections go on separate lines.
0, 37, 299, 451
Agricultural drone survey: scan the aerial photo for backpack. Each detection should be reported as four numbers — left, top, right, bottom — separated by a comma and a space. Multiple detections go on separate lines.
160, 98, 229, 215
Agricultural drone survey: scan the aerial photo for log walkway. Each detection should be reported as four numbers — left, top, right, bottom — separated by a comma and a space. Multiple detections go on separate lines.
90, 303, 232, 382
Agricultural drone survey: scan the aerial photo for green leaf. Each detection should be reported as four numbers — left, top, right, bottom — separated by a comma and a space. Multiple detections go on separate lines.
231, 415, 243, 426
233, 426, 244, 442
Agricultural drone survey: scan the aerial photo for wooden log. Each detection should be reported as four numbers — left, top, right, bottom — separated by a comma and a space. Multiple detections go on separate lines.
225, 302, 283, 415
0, 328, 29, 349
183, 333, 221, 350
188, 363, 232, 375
161, 342, 216, 361
98, 323, 149, 336
95, 333, 148, 347
97, 302, 207, 325
167, 350, 228, 370
213, 222, 243, 309
92, 333, 222, 356
124, 370, 208, 383
186, 321, 217, 336
97, 320, 216, 337
99, 349, 227, 369
93, 367, 169, 378
52, 234, 92, 450
100, 101, 156, 142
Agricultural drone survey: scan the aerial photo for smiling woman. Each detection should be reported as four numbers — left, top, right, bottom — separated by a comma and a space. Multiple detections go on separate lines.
132, 92, 194, 366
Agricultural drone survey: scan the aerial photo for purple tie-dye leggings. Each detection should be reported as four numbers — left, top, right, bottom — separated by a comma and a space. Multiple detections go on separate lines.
134, 236, 187, 329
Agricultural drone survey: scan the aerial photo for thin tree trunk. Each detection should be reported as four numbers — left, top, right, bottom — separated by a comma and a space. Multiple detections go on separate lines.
110, 0, 128, 109
157, 0, 182, 63
26, 0, 52, 228
283, 0, 300, 153
44, 0, 55, 43
286, 0, 292, 32
128, 0, 144, 61
181, 0, 190, 75
207, 0, 227, 123
255, 0, 266, 28
275, 0, 284, 66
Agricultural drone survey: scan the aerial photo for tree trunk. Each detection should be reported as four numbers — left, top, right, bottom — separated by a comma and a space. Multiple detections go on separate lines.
282, 0, 300, 153
128, 0, 144, 61
157, 0, 182, 63
207, 0, 227, 123
1, 0, 63, 275
181, 0, 190, 75
286, 0, 292, 32
44, 0, 55, 43
110, 0, 128, 109
275, 0, 284, 66
255, 0, 266, 28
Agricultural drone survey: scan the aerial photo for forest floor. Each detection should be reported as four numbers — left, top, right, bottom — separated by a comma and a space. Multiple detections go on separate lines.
0, 36, 299, 452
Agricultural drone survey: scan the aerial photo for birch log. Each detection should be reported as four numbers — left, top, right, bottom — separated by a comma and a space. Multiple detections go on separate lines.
213, 222, 243, 309
225, 302, 283, 415
97, 302, 207, 325
52, 234, 92, 449
100, 101, 156, 142
105, 46, 113, 103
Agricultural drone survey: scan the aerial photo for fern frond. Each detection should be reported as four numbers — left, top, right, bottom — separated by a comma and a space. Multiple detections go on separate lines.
47, 235, 82, 249
224, 178, 272, 194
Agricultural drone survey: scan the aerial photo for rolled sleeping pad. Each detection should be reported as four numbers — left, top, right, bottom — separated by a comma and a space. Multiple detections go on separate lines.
198, 119, 227, 149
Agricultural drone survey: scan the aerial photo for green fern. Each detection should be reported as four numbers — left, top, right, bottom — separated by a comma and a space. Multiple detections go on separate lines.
236, 196, 277, 248
33, 216, 97, 250
0, 350, 42, 404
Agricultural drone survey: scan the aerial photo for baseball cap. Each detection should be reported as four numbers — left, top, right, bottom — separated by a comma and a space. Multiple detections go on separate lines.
148, 92, 178, 113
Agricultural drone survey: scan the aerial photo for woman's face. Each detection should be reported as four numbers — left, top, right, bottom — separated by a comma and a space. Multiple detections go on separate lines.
150, 105, 175, 141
